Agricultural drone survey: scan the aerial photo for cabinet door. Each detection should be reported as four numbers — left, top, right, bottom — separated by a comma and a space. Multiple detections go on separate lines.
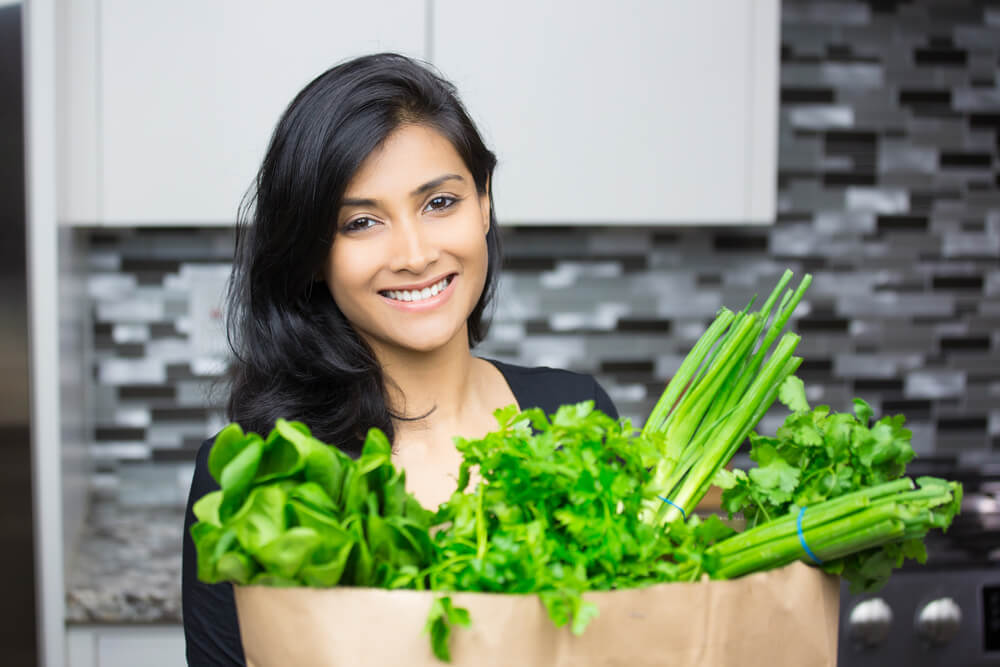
96, 627, 185, 667
98, 1, 426, 225
431, 0, 778, 225
66, 626, 185, 667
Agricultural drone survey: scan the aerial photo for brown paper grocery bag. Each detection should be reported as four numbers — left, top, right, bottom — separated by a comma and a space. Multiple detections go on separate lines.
234, 561, 839, 667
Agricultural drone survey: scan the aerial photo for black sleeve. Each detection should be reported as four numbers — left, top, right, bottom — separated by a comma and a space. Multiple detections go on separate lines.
182, 439, 247, 666
591, 375, 620, 421
486, 358, 620, 422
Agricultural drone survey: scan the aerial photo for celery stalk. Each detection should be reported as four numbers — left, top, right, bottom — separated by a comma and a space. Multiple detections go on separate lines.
710, 479, 914, 558
714, 505, 904, 579
702, 477, 958, 582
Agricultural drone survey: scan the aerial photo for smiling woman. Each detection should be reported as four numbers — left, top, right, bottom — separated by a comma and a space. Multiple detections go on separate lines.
221, 54, 504, 457
325, 126, 492, 363
181, 52, 618, 666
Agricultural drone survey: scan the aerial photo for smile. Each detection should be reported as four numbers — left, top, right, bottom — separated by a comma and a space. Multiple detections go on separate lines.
380, 275, 454, 303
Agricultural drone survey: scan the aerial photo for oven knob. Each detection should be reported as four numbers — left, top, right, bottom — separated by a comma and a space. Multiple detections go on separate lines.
847, 597, 893, 646
915, 598, 962, 645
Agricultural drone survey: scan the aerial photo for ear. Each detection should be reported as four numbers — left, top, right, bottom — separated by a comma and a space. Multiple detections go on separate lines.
479, 175, 492, 235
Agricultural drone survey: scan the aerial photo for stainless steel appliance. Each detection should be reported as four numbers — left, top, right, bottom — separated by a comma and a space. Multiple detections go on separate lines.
839, 458, 1000, 666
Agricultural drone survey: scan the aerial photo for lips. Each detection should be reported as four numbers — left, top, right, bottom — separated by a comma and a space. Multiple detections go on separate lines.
379, 273, 456, 303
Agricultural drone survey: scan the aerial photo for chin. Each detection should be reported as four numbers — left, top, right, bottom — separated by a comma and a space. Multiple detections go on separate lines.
391, 322, 469, 354
402, 333, 462, 353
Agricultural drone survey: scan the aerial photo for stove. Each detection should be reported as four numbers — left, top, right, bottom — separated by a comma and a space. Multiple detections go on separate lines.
837, 457, 1000, 666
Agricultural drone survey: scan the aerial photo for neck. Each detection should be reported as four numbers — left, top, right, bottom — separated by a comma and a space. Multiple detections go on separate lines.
367, 326, 484, 435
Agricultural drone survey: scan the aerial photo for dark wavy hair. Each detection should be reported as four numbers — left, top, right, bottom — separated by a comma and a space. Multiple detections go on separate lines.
223, 52, 502, 456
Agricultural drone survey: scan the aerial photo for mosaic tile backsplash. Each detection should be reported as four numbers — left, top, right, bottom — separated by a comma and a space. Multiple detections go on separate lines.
86, 0, 1000, 501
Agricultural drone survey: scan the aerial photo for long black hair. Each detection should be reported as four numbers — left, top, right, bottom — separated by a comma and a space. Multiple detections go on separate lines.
224, 52, 502, 455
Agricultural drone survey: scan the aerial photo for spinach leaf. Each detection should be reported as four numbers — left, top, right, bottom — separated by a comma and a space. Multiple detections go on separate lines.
190, 419, 436, 592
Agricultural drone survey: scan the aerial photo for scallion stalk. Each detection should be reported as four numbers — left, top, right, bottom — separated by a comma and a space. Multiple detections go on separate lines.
639, 271, 814, 527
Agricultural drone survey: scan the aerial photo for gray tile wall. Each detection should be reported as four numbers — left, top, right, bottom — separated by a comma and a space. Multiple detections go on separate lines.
86, 0, 1000, 498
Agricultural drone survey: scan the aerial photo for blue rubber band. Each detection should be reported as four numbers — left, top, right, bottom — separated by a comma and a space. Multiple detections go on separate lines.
658, 496, 687, 520
797, 506, 823, 565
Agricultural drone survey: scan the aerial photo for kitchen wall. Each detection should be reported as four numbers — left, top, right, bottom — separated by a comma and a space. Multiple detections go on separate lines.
83, 0, 1000, 498
60, 227, 93, 566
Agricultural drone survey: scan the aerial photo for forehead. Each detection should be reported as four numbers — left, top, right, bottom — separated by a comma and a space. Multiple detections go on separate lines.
343, 124, 469, 197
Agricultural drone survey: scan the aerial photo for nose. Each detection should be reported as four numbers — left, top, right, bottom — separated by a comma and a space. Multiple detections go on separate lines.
387, 218, 439, 274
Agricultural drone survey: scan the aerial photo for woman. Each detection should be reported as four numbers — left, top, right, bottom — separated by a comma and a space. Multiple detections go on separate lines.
182, 52, 618, 665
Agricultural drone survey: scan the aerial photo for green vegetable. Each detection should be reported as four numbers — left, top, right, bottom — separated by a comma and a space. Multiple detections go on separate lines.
191, 267, 965, 661
701, 476, 961, 591
717, 375, 917, 528
425, 596, 471, 662
709, 376, 962, 591
189, 419, 435, 589
428, 403, 733, 634
640, 270, 811, 525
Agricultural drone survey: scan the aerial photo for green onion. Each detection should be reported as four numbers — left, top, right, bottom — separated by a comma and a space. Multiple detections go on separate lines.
640, 270, 812, 527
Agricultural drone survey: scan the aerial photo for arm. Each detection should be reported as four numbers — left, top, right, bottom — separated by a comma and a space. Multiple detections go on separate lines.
182, 439, 246, 666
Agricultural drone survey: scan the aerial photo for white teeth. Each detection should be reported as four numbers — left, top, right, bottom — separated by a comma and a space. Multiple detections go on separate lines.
383, 276, 452, 303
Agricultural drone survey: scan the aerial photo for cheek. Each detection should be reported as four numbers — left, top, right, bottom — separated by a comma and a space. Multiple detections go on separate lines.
324, 244, 369, 309
460, 228, 490, 298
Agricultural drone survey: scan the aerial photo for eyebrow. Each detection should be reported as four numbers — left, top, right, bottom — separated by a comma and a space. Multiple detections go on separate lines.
340, 173, 465, 208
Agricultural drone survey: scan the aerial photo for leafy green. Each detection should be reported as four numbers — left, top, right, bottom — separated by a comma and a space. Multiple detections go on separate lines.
192, 270, 965, 661
425, 596, 471, 662
189, 419, 434, 589
718, 375, 915, 528
428, 402, 733, 635
712, 377, 957, 592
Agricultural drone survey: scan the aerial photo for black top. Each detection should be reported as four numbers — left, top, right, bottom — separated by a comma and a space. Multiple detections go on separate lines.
182, 358, 619, 666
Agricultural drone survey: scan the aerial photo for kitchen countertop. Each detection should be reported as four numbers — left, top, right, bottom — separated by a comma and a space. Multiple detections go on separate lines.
65, 498, 185, 624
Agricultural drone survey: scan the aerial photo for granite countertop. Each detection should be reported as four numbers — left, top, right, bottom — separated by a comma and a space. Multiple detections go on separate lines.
65, 498, 185, 624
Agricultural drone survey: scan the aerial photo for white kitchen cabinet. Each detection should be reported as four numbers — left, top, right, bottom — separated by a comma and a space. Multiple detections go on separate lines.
60, 0, 777, 226
431, 0, 779, 225
66, 625, 185, 667
62, 0, 426, 225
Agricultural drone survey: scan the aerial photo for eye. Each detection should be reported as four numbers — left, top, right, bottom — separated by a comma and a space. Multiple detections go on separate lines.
343, 217, 379, 233
425, 195, 459, 212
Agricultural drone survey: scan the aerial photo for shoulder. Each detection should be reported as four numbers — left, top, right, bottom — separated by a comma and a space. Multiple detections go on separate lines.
189, 437, 220, 498
484, 357, 619, 420
489, 359, 593, 393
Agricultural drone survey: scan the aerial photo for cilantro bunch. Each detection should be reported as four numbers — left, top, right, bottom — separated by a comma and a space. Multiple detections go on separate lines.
709, 376, 962, 592
428, 402, 734, 638
715, 376, 916, 527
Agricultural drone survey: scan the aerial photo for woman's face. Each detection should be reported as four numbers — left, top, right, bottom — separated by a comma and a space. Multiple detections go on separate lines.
323, 123, 491, 358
